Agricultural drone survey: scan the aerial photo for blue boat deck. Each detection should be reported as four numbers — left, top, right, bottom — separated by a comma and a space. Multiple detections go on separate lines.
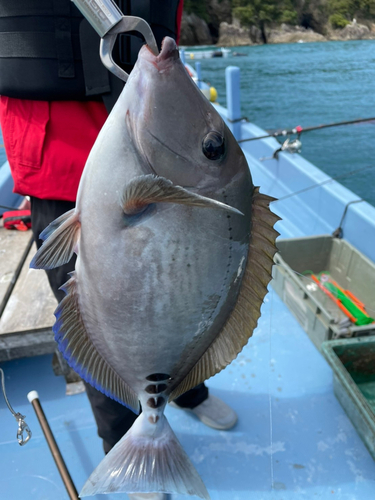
1, 67, 375, 499
1, 290, 375, 499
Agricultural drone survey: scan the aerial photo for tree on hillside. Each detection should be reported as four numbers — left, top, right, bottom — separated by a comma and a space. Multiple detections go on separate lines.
327, 0, 375, 26
362, 0, 375, 18
184, 0, 208, 21
233, 0, 298, 42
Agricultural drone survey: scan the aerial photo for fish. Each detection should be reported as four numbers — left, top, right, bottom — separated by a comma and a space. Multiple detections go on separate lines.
31, 36, 280, 498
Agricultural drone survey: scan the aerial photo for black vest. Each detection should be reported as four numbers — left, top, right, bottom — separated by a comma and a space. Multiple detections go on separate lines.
0, 0, 180, 102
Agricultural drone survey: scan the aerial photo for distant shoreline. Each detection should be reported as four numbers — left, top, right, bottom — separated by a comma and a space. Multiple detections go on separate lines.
181, 20, 375, 48
217, 22, 375, 47
215, 36, 375, 47
180, 37, 375, 50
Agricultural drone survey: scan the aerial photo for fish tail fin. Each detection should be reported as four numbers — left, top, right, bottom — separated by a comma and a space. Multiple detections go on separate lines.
80, 412, 210, 499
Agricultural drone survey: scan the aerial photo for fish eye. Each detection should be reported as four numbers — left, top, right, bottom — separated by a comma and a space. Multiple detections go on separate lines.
202, 131, 225, 160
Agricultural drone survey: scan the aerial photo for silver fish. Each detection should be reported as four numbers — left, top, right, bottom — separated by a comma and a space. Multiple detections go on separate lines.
31, 37, 279, 498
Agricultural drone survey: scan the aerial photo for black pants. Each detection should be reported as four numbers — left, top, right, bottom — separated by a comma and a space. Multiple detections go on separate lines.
30, 197, 208, 453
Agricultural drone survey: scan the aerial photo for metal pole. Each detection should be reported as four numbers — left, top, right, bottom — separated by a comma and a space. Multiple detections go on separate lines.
225, 66, 241, 140
28, 391, 79, 500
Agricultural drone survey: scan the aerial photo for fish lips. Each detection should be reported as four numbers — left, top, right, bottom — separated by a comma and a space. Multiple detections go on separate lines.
140, 36, 179, 72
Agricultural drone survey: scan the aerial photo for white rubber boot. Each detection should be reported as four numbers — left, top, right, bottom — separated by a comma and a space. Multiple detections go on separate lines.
170, 394, 237, 430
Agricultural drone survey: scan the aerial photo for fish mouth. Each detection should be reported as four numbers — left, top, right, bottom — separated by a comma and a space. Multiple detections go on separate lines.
159, 37, 179, 62
141, 36, 179, 69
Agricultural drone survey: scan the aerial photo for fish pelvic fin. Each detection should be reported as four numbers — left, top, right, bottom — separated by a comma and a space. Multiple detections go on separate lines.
80, 412, 210, 499
30, 209, 80, 270
54, 272, 140, 413
121, 174, 242, 216
169, 187, 281, 401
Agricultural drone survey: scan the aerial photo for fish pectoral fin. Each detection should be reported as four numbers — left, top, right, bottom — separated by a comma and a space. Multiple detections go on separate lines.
30, 209, 80, 270
39, 208, 76, 241
169, 187, 281, 401
54, 272, 140, 413
121, 174, 242, 216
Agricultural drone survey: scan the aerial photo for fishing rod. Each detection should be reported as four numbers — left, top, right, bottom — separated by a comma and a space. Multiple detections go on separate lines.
238, 116, 375, 143
272, 164, 375, 203
0, 204, 22, 211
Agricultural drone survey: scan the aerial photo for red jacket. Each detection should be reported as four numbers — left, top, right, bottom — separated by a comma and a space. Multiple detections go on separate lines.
0, 2, 183, 202
0, 97, 107, 201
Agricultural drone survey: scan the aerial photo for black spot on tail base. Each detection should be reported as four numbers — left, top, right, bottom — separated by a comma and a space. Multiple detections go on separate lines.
146, 373, 170, 381
147, 397, 165, 408
145, 384, 168, 394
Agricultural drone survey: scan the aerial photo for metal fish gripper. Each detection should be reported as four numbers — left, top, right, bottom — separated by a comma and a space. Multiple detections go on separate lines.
71, 0, 159, 82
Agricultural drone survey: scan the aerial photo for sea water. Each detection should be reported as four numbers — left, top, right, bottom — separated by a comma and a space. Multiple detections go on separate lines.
1, 39, 374, 205
200, 39, 375, 207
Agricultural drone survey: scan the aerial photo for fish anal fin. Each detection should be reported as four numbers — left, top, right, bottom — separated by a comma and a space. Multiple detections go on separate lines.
54, 272, 139, 413
122, 174, 242, 216
30, 210, 80, 270
169, 187, 280, 401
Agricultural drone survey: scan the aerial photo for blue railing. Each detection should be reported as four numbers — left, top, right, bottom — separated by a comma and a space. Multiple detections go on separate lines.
0, 162, 22, 215
219, 66, 375, 263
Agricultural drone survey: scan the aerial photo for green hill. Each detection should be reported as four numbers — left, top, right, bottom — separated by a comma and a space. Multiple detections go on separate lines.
183, 0, 375, 43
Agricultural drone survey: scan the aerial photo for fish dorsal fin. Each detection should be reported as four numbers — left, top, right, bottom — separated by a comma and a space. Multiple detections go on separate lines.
54, 272, 140, 413
30, 210, 80, 270
169, 188, 280, 401
122, 174, 242, 216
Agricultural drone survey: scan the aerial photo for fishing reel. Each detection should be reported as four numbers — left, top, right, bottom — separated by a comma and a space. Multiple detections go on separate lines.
260, 136, 302, 162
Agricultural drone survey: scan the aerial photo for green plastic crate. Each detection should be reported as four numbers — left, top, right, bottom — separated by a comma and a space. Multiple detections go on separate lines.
272, 235, 375, 350
322, 337, 375, 461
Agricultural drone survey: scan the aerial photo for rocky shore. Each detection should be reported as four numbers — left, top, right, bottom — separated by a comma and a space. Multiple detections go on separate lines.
180, 13, 375, 47
217, 21, 375, 46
